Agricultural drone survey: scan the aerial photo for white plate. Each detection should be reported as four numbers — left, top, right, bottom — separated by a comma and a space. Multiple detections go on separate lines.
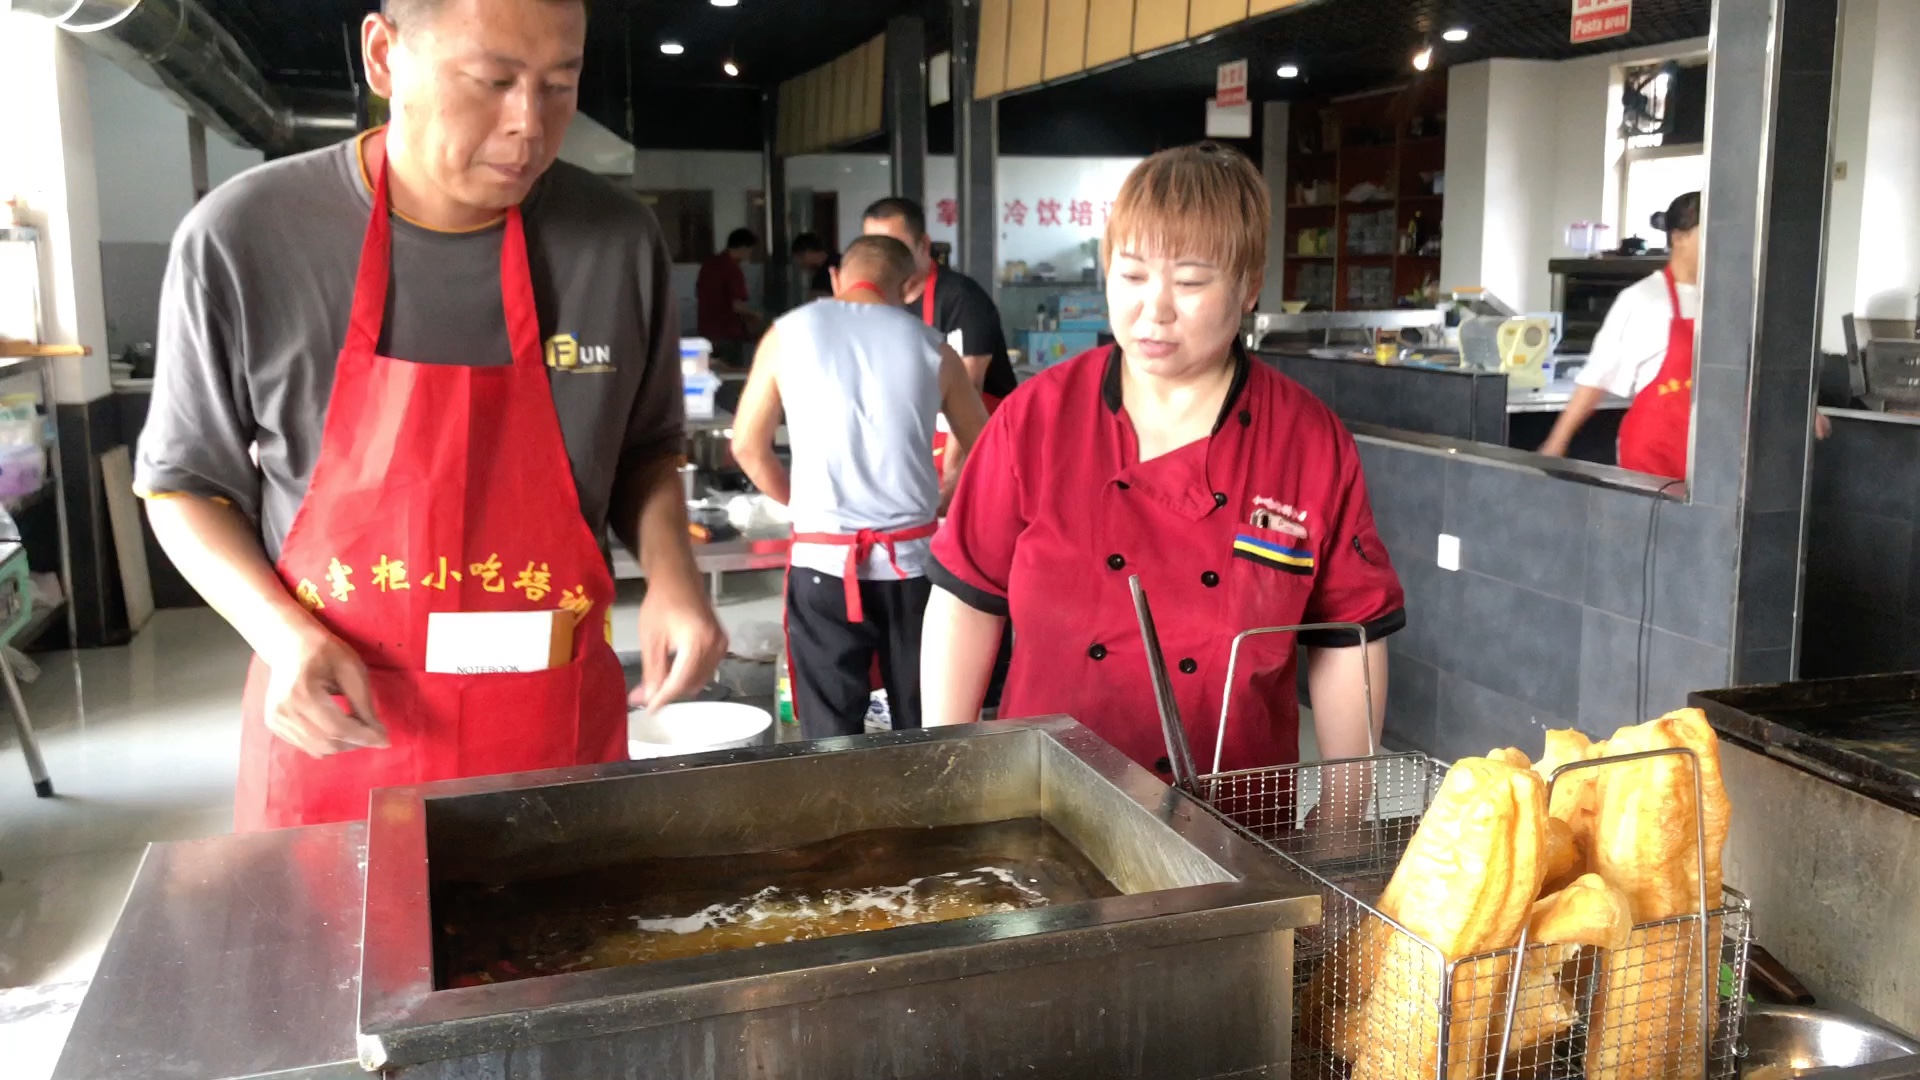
628, 701, 773, 759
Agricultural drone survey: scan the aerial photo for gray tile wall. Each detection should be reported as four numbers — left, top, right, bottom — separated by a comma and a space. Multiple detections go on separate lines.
1357, 436, 1734, 763
1260, 353, 1508, 444
1728, 0, 1842, 684
1801, 416, 1920, 678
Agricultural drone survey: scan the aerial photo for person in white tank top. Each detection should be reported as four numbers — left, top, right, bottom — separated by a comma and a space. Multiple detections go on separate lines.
732, 235, 991, 737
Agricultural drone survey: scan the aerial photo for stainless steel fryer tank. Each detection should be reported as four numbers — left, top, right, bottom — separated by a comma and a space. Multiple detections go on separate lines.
359, 717, 1322, 1079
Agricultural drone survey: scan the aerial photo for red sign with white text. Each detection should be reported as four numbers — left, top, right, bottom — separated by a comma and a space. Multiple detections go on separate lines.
1571, 0, 1632, 42
1216, 60, 1249, 108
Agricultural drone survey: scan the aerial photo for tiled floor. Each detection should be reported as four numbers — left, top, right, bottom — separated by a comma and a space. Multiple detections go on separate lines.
0, 571, 786, 1080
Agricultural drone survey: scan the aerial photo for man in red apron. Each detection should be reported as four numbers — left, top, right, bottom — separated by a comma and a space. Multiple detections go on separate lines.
136, 0, 725, 830
730, 236, 989, 736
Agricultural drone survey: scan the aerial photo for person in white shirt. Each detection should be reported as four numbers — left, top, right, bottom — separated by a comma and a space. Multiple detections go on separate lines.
1539, 191, 1825, 476
1540, 193, 1702, 475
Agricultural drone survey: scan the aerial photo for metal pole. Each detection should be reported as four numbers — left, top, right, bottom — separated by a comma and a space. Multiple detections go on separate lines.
760, 88, 790, 315
950, 0, 997, 283
885, 14, 927, 208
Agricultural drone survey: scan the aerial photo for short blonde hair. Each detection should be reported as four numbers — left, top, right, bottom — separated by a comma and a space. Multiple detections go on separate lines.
1103, 142, 1269, 296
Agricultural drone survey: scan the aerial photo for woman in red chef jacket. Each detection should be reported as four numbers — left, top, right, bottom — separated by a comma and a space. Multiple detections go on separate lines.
920, 142, 1406, 787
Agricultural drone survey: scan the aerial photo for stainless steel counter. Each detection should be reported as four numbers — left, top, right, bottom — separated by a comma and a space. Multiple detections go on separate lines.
1506, 376, 1632, 414
1822, 405, 1920, 428
54, 718, 1322, 1080
53, 824, 368, 1080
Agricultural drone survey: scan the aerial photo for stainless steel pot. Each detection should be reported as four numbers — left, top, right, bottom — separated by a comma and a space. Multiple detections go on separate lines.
687, 426, 736, 473
1741, 1003, 1920, 1079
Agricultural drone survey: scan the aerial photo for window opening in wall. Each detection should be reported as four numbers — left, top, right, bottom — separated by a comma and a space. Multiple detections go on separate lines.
1614, 59, 1708, 249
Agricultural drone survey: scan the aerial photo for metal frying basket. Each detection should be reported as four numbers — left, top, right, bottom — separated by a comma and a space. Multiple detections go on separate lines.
1128, 582, 1751, 1080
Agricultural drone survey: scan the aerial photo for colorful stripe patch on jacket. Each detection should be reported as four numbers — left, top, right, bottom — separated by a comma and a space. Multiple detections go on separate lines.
1233, 530, 1315, 575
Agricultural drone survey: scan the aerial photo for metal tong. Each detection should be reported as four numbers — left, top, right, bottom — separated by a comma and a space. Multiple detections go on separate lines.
1128, 574, 1375, 795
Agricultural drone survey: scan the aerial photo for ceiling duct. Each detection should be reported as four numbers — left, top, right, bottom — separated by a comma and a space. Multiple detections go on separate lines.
5, 0, 356, 155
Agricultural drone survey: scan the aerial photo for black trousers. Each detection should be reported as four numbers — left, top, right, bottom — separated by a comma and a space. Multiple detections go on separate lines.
786, 570, 932, 739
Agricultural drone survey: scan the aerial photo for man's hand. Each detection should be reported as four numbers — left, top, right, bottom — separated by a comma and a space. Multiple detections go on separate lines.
261, 626, 386, 759
1816, 411, 1833, 440
632, 579, 729, 712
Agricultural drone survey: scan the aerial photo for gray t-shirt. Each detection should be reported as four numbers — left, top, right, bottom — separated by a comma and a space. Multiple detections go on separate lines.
135, 135, 683, 561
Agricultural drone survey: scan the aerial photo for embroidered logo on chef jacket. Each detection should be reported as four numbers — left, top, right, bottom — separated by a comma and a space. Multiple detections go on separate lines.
1249, 496, 1310, 539
544, 333, 614, 373
1233, 529, 1315, 575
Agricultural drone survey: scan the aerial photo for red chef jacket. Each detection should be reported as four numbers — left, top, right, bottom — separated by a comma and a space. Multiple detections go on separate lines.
929, 344, 1405, 778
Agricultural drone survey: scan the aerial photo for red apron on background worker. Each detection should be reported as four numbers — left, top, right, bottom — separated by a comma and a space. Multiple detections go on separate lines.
731, 236, 990, 737
135, 0, 725, 831
921, 143, 1405, 788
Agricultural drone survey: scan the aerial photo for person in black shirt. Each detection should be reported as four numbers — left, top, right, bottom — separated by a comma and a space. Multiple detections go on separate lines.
791, 231, 837, 301
860, 198, 1018, 404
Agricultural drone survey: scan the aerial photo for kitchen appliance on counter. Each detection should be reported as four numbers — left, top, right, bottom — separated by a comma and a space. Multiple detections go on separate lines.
1244, 308, 1445, 350
1551, 255, 1668, 353
1460, 313, 1559, 388
1693, 673, 1920, 1035
55, 718, 1321, 1080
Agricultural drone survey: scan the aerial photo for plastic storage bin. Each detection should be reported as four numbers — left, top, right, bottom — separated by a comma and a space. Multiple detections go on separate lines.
684, 370, 721, 421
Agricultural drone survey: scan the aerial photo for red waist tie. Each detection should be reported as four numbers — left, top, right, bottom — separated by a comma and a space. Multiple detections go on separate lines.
790, 522, 939, 622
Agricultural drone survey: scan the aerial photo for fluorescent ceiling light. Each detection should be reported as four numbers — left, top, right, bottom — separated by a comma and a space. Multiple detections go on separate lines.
1442, 27, 1469, 42
660, 42, 685, 56
1277, 64, 1300, 78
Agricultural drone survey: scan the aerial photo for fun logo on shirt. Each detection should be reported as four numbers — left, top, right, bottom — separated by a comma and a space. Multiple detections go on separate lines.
544, 333, 613, 373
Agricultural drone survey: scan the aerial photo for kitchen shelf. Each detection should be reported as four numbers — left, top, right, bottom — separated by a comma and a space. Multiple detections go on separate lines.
1288, 80, 1448, 311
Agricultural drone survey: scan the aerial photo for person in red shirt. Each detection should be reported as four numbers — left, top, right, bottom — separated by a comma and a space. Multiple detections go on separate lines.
922, 143, 1405, 798
696, 228, 763, 364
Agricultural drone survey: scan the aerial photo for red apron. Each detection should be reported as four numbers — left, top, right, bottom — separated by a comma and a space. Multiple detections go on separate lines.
789, 524, 940, 623
233, 132, 628, 832
923, 266, 1003, 470
1615, 268, 1695, 480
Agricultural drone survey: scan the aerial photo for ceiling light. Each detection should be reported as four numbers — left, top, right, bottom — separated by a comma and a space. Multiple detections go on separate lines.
1412, 45, 1433, 71
1277, 63, 1300, 79
659, 41, 685, 56
723, 60, 740, 77
1442, 26, 1469, 42
711, 0, 739, 6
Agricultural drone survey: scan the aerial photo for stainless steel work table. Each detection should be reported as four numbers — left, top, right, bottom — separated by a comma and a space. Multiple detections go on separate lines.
53, 719, 1323, 1080
53, 823, 369, 1080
